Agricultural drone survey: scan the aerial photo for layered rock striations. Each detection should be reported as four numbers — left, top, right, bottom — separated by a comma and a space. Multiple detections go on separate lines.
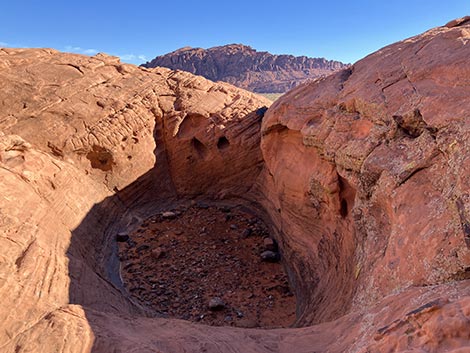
0, 48, 271, 352
142, 44, 347, 93
259, 16, 470, 346
2, 17, 470, 353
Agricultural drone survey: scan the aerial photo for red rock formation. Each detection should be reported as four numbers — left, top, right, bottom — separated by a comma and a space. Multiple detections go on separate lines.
2, 17, 470, 353
258, 15, 470, 347
142, 44, 347, 93
0, 48, 270, 352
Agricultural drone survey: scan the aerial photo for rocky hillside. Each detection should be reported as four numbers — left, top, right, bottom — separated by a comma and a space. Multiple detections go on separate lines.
2, 16, 470, 353
142, 44, 347, 93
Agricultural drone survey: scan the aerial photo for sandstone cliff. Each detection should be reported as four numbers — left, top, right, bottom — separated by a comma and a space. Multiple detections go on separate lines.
258, 15, 470, 346
2, 16, 470, 353
142, 44, 347, 93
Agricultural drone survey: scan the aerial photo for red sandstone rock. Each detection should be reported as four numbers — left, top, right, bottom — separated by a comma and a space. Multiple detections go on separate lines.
0, 48, 269, 352
2, 18, 470, 353
259, 16, 470, 349
142, 44, 348, 93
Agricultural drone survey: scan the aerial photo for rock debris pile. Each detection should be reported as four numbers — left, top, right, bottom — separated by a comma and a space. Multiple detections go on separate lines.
118, 203, 295, 328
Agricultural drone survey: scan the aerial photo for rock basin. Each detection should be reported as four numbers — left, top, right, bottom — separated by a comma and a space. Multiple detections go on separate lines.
2, 18, 470, 352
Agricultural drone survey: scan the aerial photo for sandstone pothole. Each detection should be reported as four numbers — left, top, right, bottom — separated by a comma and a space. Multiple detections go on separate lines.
117, 203, 296, 328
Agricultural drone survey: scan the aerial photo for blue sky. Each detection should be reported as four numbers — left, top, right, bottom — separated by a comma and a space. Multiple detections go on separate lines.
0, 1, 468, 65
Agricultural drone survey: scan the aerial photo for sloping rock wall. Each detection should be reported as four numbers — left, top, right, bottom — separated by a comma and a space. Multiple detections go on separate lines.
259, 18, 470, 328
0, 48, 271, 352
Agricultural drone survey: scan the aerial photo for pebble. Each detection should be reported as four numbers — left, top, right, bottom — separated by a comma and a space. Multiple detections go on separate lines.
151, 247, 165, 259
263, 237, 278, 251
116, 232, 129, 242
219, 206, 231, 213
161, 211, 177, 219
208, 297, 225, 311
260, 250, 280, 263
241, 229, 252, 238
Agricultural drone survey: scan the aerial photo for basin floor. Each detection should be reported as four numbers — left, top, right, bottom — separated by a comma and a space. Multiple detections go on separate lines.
118, 203, 296, 328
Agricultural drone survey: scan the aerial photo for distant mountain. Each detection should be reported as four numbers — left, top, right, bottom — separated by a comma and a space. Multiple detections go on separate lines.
142, 44, 348, 93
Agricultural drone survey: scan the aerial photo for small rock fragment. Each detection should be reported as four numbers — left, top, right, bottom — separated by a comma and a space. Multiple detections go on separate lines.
263, 237, 278, 251
242, 229, 252, 238
151, 247, 165, 259
208, 297, 225, 311
260, 250, 280, 263
127, 240, 136, 248
219, 206, 231, 213
161, 211, 177, 219
116, 232, 129, 242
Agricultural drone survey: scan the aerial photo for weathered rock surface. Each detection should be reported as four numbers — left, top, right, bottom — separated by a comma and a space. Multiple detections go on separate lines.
2, 17, 470, 353
258, 16, 470, 347
142, 44, 347, 93
0, 48, 270, 352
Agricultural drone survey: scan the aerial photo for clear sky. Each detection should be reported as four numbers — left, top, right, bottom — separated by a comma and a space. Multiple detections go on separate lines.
0, 1, 468, 65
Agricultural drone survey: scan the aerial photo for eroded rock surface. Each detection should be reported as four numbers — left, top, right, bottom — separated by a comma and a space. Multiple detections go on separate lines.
0, 48, 269, 197
143, 44, 347, 93
0, 48, 271, 352
258, 17, 470, 348
2, 18, 470, 353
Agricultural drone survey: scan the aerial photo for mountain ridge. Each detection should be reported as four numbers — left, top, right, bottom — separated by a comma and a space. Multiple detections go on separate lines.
142, 44, 348, 93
